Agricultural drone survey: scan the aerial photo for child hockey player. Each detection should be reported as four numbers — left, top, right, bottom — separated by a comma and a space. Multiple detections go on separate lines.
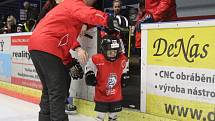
85, 35, 129, 121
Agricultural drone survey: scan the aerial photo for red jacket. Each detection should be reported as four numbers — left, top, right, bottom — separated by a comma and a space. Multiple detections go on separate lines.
135, 12, 147, 48
145, 0, 177, 22
28, 0, 108, 61
135, 31, 141, 48
92, 54, 127, 102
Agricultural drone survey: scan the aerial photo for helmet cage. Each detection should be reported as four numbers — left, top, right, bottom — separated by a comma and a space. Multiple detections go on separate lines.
101, 35, 120, 62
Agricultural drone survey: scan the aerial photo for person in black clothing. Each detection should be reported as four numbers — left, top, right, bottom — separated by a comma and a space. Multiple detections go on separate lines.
23, 1, 39, 31
35, 0, 57, 26
23, 1, 39, 21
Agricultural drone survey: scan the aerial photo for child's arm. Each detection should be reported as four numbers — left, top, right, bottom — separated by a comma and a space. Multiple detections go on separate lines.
121, 58, 129, 88
123, 59, 129, 74
85, 58, 97, 86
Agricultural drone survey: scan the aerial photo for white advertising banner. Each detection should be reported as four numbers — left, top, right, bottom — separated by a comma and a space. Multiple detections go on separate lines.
11, 34, 41, 89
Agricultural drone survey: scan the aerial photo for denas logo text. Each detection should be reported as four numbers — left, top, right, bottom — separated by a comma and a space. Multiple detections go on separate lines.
153, 35, 209, 63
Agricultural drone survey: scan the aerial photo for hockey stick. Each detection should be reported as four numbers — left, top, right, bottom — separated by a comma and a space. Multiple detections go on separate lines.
127, 26, 132, 58
126, 26, 132, 72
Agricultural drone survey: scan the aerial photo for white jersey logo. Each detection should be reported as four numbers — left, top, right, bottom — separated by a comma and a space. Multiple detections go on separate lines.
106, 73, 117, 96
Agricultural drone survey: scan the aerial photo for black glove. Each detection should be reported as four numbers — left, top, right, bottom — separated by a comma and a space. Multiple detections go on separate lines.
107, 15, 129, 32
121, 73, 130, 88
141, 13, 154, 23
136, 13, 154, 32
85, 71, 97, 86
66, 59, 84, 80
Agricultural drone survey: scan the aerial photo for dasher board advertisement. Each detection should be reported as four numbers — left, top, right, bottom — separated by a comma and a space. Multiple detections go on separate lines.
0, 36, 11, 82
11, 34, 41, 89
141, 20, 215, 121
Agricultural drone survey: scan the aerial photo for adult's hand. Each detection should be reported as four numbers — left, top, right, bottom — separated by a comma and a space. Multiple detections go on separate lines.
75, 47, 88, 64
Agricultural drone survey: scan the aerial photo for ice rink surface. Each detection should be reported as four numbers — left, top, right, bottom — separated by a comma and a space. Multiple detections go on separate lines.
0, 93, 95, 121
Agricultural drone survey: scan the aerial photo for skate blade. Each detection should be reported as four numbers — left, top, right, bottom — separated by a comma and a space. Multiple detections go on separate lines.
65, 110, 77, 115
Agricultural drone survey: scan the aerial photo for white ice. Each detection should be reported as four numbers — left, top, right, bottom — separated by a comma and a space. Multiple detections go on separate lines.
0, 93, 95, 121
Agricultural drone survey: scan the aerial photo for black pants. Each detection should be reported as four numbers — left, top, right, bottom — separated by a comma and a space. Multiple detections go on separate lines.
30, 50, 69, 121
95, 101, 122, 113
65, 69, 71, 103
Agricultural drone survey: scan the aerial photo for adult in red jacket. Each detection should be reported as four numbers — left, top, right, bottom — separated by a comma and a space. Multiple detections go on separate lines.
28, 0, 126, 121
145, 0, 177, 22
135, 0, 177, 54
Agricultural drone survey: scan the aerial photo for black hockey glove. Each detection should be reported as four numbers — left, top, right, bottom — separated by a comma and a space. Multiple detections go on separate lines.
141, 13, 154, 23
107, 15, 129, 32
66, 59, 84, 80
121, 73, 130, 88
136, 13, 154, 32
85, 71, 97, 86
140, 13, 154, 24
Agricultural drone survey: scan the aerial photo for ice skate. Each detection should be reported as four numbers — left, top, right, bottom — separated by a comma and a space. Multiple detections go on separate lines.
65, 103, 77, 115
